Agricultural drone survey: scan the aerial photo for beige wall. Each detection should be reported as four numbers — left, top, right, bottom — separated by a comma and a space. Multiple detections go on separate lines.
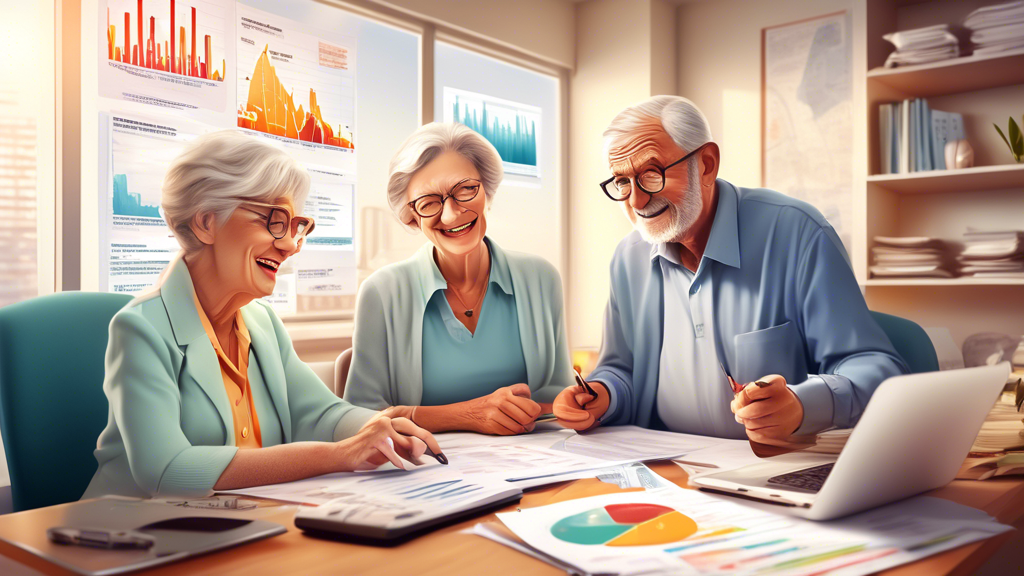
569, 0, 677, 348
371, 0, 576, 68
676, 0, 854, 189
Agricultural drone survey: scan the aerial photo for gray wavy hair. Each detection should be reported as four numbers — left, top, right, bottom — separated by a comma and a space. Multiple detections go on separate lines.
603, 95, 714, 156
161, 130, 310, 253
387, 122, 503, 228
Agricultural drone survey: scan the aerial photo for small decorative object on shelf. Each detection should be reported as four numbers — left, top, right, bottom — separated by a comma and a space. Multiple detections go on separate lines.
994, 116, 1023, 163
944, 139, 975, 169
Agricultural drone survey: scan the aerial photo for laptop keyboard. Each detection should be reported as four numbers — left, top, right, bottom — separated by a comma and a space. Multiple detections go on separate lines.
766, 463, 835, 492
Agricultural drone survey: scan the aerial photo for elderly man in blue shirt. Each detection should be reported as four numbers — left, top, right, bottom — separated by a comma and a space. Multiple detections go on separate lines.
553, 96, 908, 446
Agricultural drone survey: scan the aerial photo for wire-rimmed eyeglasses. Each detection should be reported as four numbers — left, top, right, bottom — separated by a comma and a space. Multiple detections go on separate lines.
600, 144, 707, 201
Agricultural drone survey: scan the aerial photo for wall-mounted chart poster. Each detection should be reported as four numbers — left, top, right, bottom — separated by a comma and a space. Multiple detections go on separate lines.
100, 0, 234, 112
101, 114, 199, 294
236, 5, 356, 172
291, 166, 357, 296
443, 87, 540, 178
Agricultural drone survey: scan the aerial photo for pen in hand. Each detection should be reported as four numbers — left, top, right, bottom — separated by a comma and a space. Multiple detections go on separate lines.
424, 446, 448, 465
574, 369, 597, 409
721, 362, 772, 395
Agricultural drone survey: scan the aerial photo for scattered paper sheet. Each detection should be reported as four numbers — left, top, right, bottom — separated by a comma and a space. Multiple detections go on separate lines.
562, 426, 728, 462
496, 482, 1009, 576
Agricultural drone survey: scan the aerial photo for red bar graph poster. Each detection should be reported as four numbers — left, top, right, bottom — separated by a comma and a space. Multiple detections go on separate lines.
236, 5, 356, 169
99, 0, 234, 112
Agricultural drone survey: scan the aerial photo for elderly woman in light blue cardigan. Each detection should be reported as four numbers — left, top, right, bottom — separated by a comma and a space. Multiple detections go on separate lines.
343, 123, 573, 435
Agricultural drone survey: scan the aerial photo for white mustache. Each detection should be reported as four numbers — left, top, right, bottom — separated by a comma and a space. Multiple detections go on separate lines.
635, 198, 671, 218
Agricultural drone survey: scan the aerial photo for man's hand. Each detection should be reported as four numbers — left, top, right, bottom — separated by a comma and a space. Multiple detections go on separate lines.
553, 380, 610, 431
464, 384, 542, 435
730, 374, 805, 447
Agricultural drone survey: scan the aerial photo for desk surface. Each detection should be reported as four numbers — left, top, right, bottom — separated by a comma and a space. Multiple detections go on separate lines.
1, 463, 1023, 576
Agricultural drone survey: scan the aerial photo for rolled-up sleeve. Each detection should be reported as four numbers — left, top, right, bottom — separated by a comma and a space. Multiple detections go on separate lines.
794, 228, 909, 434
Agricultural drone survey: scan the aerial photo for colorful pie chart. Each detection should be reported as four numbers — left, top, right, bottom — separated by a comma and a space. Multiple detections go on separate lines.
550, 503, 698, 546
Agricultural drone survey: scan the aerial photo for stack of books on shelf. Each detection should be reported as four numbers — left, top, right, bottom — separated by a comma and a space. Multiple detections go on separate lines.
878, 99, 963, 174
965, 1, 1024, 56
871, 236, 952, 278
882, 24, 959, 68
957, 230, 1024, 278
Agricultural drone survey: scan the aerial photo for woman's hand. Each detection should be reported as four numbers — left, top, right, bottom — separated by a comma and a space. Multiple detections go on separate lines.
553, 379, 610, 431
334, 412, 443, 471
464, 384, 542, 435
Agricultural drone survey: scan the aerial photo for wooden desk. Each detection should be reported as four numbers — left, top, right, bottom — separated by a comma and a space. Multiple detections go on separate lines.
1, 463, 1022, 576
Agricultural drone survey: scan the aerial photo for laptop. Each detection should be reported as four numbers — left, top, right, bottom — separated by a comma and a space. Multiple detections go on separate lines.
691, 362, 1011, 520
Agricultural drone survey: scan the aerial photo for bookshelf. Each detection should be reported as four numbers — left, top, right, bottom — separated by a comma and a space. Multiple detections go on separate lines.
858, 0, 1024, 347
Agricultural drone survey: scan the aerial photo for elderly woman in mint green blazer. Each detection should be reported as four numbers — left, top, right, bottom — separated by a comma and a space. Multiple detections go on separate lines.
342, 123, 573, 436
83, 131, 440, 499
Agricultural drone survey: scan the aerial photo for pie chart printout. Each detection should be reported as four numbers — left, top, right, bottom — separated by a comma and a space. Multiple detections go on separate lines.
550, 504, 698, 547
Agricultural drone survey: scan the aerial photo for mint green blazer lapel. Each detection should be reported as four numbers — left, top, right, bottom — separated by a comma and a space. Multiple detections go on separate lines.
240, 305, 292, 442
160, 256, 234, 444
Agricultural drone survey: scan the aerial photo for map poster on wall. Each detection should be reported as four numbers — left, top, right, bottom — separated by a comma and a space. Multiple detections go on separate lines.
99, 0, 234, 112
443, 87, 540, 178
763, 11, 853, 252
236, 4, 356, 172
100, 114, 201, 294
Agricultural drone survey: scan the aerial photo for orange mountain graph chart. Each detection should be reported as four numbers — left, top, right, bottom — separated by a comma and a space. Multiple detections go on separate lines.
105, 0, 225, 82
237, 45, 353, 150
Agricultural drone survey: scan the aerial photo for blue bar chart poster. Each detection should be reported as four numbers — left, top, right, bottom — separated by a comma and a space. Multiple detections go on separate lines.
104, 115, 194, 295
443, 87, 540, 178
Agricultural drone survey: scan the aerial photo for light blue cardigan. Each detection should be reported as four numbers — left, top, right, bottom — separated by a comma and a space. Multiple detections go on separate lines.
343, 238, 573, 409
83, 254, 376, 499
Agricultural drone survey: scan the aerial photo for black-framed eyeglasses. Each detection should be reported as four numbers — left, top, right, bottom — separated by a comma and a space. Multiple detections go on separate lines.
238, 200, 316, 242
407, 178, 482, 218
600, 144, 707, 201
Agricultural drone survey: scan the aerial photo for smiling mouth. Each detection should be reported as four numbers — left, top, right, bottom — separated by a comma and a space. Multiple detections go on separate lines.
636, 204, 670, 219
440, 218, 477, 237
255, 257, 280, 275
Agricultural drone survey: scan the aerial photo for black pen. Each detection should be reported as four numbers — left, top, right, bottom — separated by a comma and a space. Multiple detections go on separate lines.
424, 446, 448, 465
574, 369, 597, 409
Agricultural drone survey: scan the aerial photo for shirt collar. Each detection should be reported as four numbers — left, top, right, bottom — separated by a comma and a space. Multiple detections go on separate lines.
648, 178, 741, 269
414, 236, 514, 301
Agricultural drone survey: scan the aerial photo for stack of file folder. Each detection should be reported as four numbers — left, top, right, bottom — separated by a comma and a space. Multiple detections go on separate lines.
958, 230, 1024, 278
965, 1, 1024, 56
882, 24, 960, 68
878, 99, 963, 174
871, 236, 952, 278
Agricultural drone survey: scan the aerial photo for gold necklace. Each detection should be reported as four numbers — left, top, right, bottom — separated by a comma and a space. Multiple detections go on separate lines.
446, 282, 487, 317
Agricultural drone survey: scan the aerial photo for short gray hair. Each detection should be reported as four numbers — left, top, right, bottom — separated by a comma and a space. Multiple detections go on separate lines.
387, 122, 503, 227
161, 130, 310, 253
603, 95, 714, 156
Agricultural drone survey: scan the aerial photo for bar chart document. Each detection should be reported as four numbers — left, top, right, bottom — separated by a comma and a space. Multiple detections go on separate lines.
101, 114, 204, 294
236, 5, 356, 172
100, 0, 235, 112
443, 87, 540, 178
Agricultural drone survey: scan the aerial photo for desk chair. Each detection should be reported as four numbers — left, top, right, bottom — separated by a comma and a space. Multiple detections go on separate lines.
870, 310, 940, 374
0, 292, 132, 512
334, 348, 353, 398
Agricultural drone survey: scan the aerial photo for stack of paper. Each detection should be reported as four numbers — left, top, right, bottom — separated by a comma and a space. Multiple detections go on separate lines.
871, 236, 953, 278
969, 392, 1024, 454
965, 1, 1024, 56
877, 99, 963, 173
958, 230, 1024, 278
491, 480, 1010, 576
883, 24, 960, 68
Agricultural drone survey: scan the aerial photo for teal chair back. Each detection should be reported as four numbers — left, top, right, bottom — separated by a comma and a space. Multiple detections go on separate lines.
870, 311, 940, 374
0, 292, 132, 511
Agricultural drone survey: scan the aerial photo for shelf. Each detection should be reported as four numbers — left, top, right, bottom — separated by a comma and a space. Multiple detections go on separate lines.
864, 278, 1024, 287
866, 48, 1024, 97
866, 164, 1024, 194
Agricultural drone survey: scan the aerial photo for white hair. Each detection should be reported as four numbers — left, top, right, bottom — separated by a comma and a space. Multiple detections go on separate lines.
387, 122, 503, 228
161, 130, 310, 253
602, 95, 713, 156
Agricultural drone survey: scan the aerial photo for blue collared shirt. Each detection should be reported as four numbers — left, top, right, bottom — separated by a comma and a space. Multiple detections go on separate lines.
589, 179, 909, 436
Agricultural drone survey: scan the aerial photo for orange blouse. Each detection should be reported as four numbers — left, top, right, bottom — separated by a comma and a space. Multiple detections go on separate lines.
193, 292, 262, 449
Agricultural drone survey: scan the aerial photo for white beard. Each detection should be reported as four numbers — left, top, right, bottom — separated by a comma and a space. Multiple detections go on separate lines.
634, 169, 702, 245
